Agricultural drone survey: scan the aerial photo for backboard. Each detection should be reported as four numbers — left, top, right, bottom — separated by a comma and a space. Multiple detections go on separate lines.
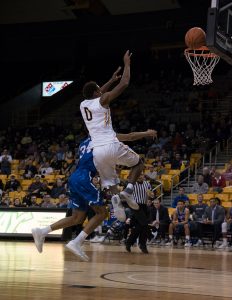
207, 0, 232, 65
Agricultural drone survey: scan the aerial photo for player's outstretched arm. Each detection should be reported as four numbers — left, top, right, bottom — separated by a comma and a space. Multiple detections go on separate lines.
100, 67, 122, 93
100, 50, 131, 108
117, 129, 157, 142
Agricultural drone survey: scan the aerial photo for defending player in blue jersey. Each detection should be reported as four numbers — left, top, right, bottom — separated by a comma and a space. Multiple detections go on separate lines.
31, 129, 156, 261
68, 137, 103, 211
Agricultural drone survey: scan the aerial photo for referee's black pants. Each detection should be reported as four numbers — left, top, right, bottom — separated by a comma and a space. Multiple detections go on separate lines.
127, 204, 149, 248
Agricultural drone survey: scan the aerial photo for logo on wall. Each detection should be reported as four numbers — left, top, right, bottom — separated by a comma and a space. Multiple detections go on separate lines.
43, 81, 73, 97
45, 83, 56, 95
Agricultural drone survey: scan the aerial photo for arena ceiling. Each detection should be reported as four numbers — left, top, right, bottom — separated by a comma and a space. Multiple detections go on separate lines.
0, 0, 181, 24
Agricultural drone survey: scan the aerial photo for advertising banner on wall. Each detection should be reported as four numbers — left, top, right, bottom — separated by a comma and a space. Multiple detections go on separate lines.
42, 81, 73, 97
0, 210, 66, 236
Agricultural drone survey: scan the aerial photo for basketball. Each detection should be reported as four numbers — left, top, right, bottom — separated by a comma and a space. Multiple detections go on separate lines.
185, 27, 206, 49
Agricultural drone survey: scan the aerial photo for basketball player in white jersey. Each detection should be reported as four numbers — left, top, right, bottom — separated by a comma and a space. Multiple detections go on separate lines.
80, 50, 148, 219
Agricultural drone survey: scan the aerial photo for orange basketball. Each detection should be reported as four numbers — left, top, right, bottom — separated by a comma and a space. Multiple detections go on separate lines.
185, 27, 206, 49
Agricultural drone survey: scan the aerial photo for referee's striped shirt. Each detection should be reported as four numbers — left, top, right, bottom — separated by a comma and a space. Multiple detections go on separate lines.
133, 181, 151, 204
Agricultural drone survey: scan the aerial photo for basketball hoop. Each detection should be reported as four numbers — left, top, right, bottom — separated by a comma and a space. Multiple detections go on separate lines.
184, 46, 220, 85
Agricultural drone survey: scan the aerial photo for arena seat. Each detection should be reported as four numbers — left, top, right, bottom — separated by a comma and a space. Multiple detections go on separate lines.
202, 193, 215, 201
168, 207, 175, 217
161, 174, 172, 192
44, 174, 56, 182
55, 175, 65, 180
21, 179, 33, 191
222, 201, 232, 208
36, 198, 42, 204
12, 159, 20, 165
187, 194, 198, 202
164, 163, 171, 170
168, 170, 180, 186
0, 174, 7, 184
223, 186, 232, 193
145, 159, 155, 164
215, 193, 229, 202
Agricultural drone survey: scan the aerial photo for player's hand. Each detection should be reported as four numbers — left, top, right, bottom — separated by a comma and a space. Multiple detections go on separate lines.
123, 50, 132, 65
146, 129, 157, 139
111, 66, 122, 82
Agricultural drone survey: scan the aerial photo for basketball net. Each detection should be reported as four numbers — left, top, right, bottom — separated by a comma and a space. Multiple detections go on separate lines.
184, 46, 220, 85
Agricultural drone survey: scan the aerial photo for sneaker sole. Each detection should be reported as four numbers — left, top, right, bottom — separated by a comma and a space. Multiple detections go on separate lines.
65, 244, 89, 262
120, 191, 139, 210
31, 228, 44, 253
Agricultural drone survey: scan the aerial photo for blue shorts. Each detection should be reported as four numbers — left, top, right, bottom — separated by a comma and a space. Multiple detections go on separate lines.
68, 170, 104, 212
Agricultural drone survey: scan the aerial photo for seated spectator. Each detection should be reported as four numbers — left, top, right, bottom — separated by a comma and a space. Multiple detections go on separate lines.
0, 149, 12, 175
13, 198, 25, 207
144, 165, 157, 181
4, 174, 21, 192
172, 132, 183, 152
152, 156, 165, 175
172, 187, 189, 208
14, 144, 26, 160
171, 153, 182, 170
202, 167, 212, 187
160, 149, 170, 164
198, 198, 225, 246
223, 163, 232, 182
0, 179, 4, 193
39, 162, 53, 176
26, 141, 38, 156
41, 194, 56, 208
191, 194, 208, 246
225, 164, 232, 173
24, 159, 38, 179
185, 199, 194, 214
209, 165, 216, 177
22, 194, 37, 207
149, 198, 170, 244
39, 180, 51, 197
166, 200, 191, 247
60, 162, 71, 176
218, 206, 232, 249
192, 194, 208, 221
191, 175, 209, 194
50, 155, 62, 171
211, 170, 226, 193
28, 175, 43, 197
56, 194, 68, 208
21, 132, 32, 145
31, 196, 41, 207
50, 178, 66, 199
0, 196, 9, 207
11, 186, 26, 202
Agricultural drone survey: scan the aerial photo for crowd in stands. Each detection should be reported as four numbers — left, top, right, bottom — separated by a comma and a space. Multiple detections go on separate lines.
0, 65, 232, 249
0, 108, 231, 208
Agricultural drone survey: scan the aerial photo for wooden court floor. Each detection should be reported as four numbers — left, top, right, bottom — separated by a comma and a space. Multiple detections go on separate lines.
1, 240, 232, 300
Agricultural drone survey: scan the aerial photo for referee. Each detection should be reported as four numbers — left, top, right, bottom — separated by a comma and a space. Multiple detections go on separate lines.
125, 174, 151, 254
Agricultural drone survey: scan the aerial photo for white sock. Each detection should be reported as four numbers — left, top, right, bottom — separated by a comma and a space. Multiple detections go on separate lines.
169, 235, 173, 240
41, 226, 52, 236
186, 235, 190, 240
73, 231, 88, 246
126, 183, 134, 191
97, 225, 102, 234
223, 238, 227, 244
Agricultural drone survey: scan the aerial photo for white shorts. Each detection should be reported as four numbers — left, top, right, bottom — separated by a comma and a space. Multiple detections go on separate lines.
93, 142, 140, 188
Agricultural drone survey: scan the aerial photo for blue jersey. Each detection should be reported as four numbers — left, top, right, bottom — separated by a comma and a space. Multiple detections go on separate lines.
68, 137, 103, 211
76, 137, 97, 175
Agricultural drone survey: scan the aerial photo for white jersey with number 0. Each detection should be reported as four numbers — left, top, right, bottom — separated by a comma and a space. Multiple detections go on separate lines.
80, 97, 119, 147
